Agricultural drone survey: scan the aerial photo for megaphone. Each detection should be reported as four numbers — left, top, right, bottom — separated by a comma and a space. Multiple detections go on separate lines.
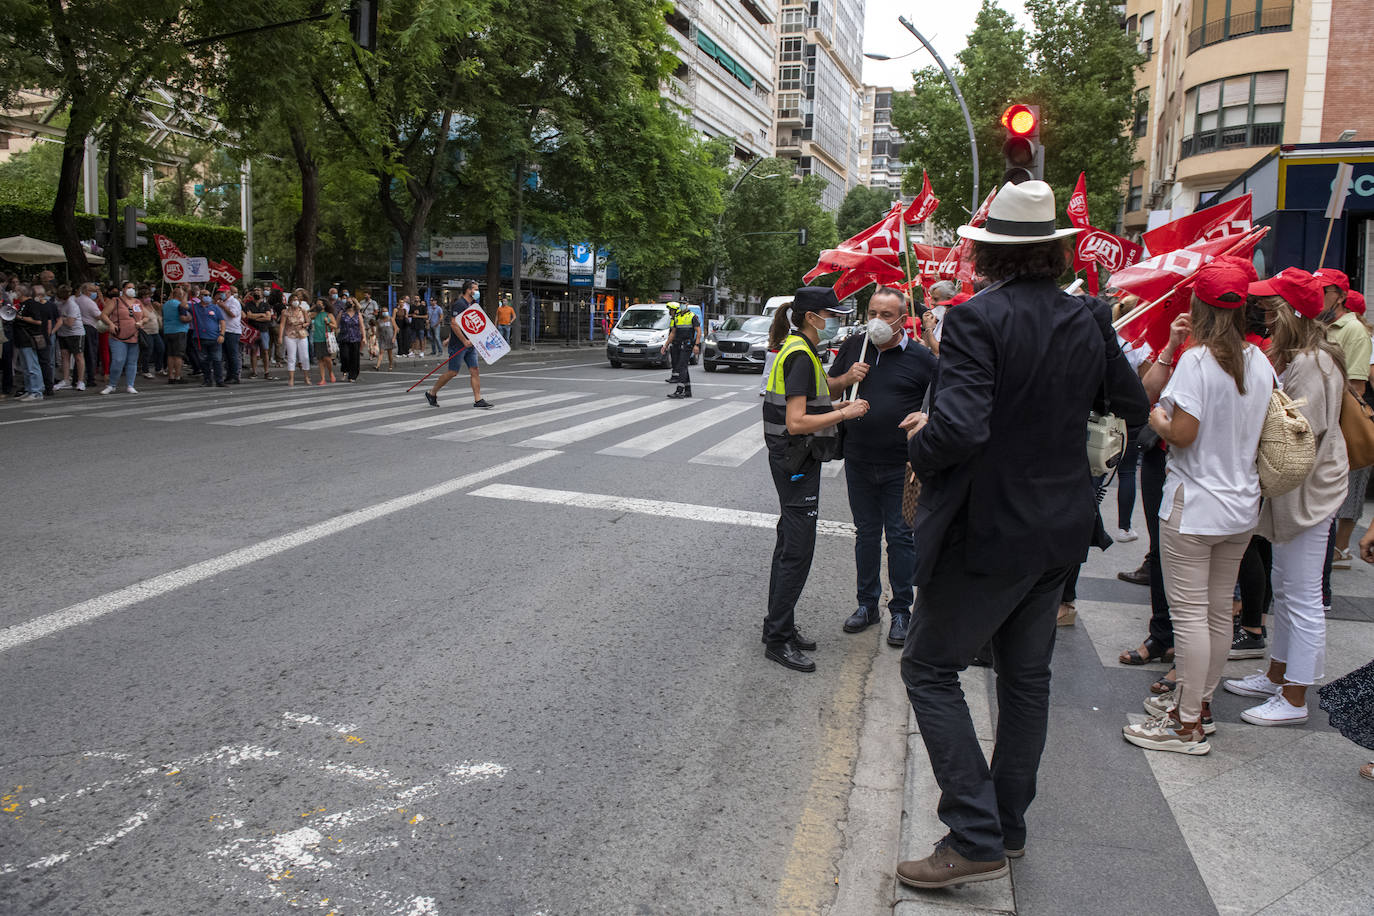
0, 304, 17, 321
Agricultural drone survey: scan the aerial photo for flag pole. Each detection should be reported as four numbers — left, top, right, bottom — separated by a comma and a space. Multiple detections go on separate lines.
406, 346, 470, 393
1112, 226, 1269, 333
1317, 216, 1338, 268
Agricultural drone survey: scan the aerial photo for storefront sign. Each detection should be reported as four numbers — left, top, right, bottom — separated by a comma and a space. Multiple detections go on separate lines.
429, 236, 489, 263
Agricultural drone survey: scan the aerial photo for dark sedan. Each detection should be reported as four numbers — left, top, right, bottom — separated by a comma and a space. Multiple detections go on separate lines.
704, 314, 771, 372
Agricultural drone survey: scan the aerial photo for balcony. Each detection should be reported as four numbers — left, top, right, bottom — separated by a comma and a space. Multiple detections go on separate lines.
777, 135, 802, 149
776, 107, 804, 126
1188, 3, 1293, 54
1180, 121, 1283, 159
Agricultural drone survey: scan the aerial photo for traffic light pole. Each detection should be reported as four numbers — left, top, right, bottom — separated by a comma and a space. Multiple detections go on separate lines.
898, 16, 979, 215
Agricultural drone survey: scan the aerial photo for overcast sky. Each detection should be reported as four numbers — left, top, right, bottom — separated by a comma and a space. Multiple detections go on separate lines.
860, 0, 1031, 90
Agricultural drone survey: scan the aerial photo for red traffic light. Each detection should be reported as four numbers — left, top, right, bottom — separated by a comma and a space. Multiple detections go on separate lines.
1002, 104, 1038, 137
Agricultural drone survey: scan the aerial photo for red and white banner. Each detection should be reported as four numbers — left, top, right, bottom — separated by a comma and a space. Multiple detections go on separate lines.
803, 201, 906, 299
154, 234, 184, 262
1142, 194, 1251, 257
207, 260, 242, 285
933, 186, 999, 286
903, 171, 940, 225
455, 305, 510, 365
1076, 228, 1143, 274
910, 243, 953, 279
162, 256, 210, 284
1067, 172, 1091, 229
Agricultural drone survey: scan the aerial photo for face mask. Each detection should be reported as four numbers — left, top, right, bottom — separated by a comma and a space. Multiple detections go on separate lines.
123, 288, 135, 298
472, 291, 480, 303
866, 316, 898, 346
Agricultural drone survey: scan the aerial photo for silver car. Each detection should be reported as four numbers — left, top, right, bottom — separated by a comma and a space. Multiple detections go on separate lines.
704, 314, 772, 372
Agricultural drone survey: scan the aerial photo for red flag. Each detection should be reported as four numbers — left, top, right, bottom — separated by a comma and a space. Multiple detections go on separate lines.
911, 243, 953, 279
1067, 173, 1090, 229
804, 202, 906, 298
903, 171, 940, 225
270, 281, 284, 291
154, 234, 184, 263
207, 260, 238, 284
935, 186, 998, 284
1142, 194, 1252, 256
1075, 228, 1143, 298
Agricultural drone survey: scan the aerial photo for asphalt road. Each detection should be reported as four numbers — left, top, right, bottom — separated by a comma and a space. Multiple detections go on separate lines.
0, 351, 894, 915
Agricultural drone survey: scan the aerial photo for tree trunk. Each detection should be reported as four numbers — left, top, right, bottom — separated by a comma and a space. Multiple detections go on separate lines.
485, 221, 502, 316
288, 123, 318, 295
53, 125, 92, 281
398, 219, 423, 299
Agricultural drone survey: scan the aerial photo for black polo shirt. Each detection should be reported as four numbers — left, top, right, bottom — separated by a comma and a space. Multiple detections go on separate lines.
828, 332, 936, 465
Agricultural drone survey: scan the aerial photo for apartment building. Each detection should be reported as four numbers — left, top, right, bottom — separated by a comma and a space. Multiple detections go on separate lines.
857, 85, 904, 192
773, 0, 866, 211
664, 1, 780, 161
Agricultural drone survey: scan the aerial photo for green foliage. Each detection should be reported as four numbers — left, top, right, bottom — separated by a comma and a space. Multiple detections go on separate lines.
892, 0, 1142, 233
0, 142, 64, 208
836, 185, 897, 241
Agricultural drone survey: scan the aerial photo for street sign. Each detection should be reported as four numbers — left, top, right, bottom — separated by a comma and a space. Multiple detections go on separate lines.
456, 305, 510, 364
163, 256, 210, 284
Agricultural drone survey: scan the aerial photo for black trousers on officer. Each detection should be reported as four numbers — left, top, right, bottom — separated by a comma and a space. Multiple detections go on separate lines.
669, 337, 692, 388
764, 451, 821, 646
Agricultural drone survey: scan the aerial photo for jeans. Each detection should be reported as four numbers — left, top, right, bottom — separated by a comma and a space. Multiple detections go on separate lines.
108, 338, 139, 389
1117, 431, 1141, 529
844, 458, 914, 615
15, 346, 42, 395
764, 451, 821, 646
902, 520, 1069, 860
429, 326, 442, 355
197, 339, 224, 385
82, 330, 99, 384
223, 332, 241, 380
39, 341, 54, 393
1270, 518, 1332, 686
498, 324, 512, 343
1141, 445, 1173, 647
138, 332, 165, 374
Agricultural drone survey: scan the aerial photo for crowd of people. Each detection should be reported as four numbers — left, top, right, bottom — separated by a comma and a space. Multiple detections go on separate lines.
0, 273, 458, 400
757, 180, 1374, 892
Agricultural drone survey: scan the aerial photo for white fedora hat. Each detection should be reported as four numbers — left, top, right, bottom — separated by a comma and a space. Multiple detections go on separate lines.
956, 180, 1082, 245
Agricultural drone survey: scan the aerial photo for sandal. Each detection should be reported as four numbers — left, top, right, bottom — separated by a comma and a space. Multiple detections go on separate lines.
1361, 762, 1374, 782
1056, 602, 1077, 627
1150, 669, 1177, 695
1119, 636, 1176, 666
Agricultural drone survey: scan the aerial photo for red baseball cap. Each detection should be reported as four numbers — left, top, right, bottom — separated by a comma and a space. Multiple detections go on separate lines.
1313, 268, 1350, 292
1249, 267, 1324, 319
1211, 254, 1258, 284
1194, 261, 1250, 309
1347, 290, 1366, 315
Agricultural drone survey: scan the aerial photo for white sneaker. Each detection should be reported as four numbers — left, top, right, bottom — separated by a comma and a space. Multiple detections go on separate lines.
125, 386, 138, 394
1143, 691, 1216, 734
75, 381, 86, 391
1123, 713, 1211, 755
143, 372, 154, 379
53, 380, 70, 391
1115, 528, 1139, 542
100, 385, 114, 395
17, 393, 36, 401
1240, 693, 1308, 726
1224, 670, 1283, 699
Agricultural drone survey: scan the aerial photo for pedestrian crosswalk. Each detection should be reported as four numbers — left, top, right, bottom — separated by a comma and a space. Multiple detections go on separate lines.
7, 382, 856, 474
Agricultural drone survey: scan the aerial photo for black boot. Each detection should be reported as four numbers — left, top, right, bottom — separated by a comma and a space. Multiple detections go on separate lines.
667, 385, 686, 399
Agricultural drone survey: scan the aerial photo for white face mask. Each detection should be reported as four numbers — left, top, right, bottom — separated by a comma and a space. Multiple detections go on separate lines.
122, 288, 136, 298
866, 316, 897, 346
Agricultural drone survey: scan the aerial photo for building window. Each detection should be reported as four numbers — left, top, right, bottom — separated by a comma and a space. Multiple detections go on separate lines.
779, 65, 802, 91
1128, 177, 1143, 212
780, 37, 803, 62
1139, 12, 1155, 57
1188, 1, 1294, 54
1133, 88, 1149, 138
780, 7, 804, 34
1198, 189, 1222, 207
875, 92, 891, 110
1181, 70, 1285, 158
777, 92, 802, 120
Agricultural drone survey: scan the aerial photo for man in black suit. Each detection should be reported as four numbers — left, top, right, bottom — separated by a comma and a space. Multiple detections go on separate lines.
894, 181, 1150, 889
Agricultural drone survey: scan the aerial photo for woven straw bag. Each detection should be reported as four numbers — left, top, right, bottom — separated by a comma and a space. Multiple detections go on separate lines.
1257, 389, 1315, 498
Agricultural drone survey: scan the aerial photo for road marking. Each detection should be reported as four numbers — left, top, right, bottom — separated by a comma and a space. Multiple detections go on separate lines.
282, 389, 540, 430
0, 414, 71, 425
97, 387, 316, 418
0, 453, 557, 652
689, 421, 766, 468
151, 388, 387, 422
597, 403, 754, 458
432, 395, 639, 442
519, 399, 682, 449
487, 373, 739, 388
211, 393, 400, 425
469, 484, 856, 538
360, 391, 584, 435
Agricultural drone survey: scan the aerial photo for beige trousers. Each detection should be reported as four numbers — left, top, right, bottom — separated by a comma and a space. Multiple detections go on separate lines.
1160, 488, 1251, 724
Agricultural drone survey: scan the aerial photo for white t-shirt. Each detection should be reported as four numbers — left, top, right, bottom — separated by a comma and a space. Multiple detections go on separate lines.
931, 304, 948, 343
76, 294, 101, 328
1160, 344, 1273, 535
221, 296, 243, 334
57, 296, 84, 337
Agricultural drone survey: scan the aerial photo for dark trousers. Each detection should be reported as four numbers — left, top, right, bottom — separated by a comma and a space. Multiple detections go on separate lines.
1322, 518, 1336, 606
1117, 432, 1141, 529
39, 343, 54, 394
1238, 535, 1273, 630
338, 339, 361, 380
223, 332, 241, 381
398, 324, 411, 355
1141, 444, 1174, 647
844, 458, 914, 615
670, 338, 692, 387
1, 339, 12, 394
764, 452, 821, 646
902, 539, 1070, 861
82, 330, 99, 384
198, 339, 224, 385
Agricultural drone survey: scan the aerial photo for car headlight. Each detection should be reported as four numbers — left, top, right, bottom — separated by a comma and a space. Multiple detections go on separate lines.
706, 337, 717, 347
650, 331, 668, 344
607, 332, 620, 345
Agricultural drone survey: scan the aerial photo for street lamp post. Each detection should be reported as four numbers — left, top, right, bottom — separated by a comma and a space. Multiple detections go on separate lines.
866, 17, 980, 216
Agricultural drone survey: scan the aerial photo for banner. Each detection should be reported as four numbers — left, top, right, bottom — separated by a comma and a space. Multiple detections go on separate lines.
162, 256, 210, 284
154, 234, 184, 262
1067, 173, 1091, 229
455, 305, 510, 365
207, 260, 242, 284
1076, 228, 1143, 274
1142, 194, 1251, 256
935, 186, 998, 286
803, 201, 906, 298
903, 171, 940, 225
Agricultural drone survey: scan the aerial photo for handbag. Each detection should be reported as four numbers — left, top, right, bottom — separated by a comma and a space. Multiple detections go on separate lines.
1257, 388, 1316, 497
1339, 382, 1374, 469
326, 330, 339, 356
901, 463, 921, 527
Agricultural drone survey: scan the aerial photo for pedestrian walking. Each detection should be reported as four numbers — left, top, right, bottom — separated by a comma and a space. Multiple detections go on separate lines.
52, 284, 85, 392
373, 303, 396, 371
337, 297, 367, 382
99, 282, 146, 395
310, 302, 338, 386
761, 287, 865, 673
662, 302, 701, 399
1122, 259, 1274, 757
497, 295, 516, 343
279, 291, 311, 386
828, 286, 935, 647
896, 181, 1147, 889
11, 285, 47, 401
424, 280, 491, 408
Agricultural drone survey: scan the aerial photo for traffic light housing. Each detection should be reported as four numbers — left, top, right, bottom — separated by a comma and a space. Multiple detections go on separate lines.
798, 227, 808, 247
123, 205, 148, 248
92, 217, 108, 249
1001, 104, 1043, 184
349, 1, 378, 52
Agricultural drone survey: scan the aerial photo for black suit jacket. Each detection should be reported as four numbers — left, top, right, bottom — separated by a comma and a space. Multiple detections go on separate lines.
908, 280, 1150, 586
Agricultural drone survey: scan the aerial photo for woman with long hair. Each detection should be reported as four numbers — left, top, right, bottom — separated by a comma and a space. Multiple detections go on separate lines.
279, 290, 312, 387
336, 297, 367, 382
760, 287, 867, 673
1220, 268, 1349, 725
1123, 261, 1275, 755
309, 301, 338, 385
373, 303, 396, 370
98, 281, 146, 395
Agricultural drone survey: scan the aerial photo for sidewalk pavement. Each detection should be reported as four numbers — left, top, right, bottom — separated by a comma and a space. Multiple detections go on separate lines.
893, 513, 1374, 916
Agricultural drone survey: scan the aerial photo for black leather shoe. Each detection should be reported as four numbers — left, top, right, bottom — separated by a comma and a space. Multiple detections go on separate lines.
1117, 560, 1150, 586
887, 612, 910, 647
843, 606, 880, 633
765, 642, 816, 673
789, 628, 817, 651
664, 376, 680, 383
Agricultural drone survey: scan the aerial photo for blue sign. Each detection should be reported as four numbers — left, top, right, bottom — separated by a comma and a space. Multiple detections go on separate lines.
1283, 160, 1374, 212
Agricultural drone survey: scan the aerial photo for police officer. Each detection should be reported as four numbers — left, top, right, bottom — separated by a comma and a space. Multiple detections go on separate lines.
661, 301, 701, 398
762, 286, 869, 672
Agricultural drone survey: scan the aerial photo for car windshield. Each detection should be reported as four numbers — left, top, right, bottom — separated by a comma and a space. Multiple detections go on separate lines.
720, 316, 772, 333
618, 309, 669, 330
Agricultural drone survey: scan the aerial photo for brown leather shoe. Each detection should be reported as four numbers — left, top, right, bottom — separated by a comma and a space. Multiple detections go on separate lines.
896, 837, 1009, 889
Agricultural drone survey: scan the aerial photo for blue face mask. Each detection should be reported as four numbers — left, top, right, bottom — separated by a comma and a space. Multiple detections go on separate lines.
472, 291, 480, 303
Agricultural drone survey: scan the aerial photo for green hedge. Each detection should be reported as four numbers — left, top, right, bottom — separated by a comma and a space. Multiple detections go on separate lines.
0, 203, 244, 281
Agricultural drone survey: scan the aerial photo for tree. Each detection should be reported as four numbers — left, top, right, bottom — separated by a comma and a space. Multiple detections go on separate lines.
836, 185, 896, 241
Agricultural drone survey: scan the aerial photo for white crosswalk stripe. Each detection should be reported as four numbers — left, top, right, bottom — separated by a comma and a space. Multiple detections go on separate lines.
211, 393, 404, 426
283, 390, 540, 431
688, 420, 766, 468
154, 388, 389, 422
597, 403, 754, 458
360, 391, 587, 435
518, 400, 684, 450
102, 388, 320, 419
432, 395, 640, 443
